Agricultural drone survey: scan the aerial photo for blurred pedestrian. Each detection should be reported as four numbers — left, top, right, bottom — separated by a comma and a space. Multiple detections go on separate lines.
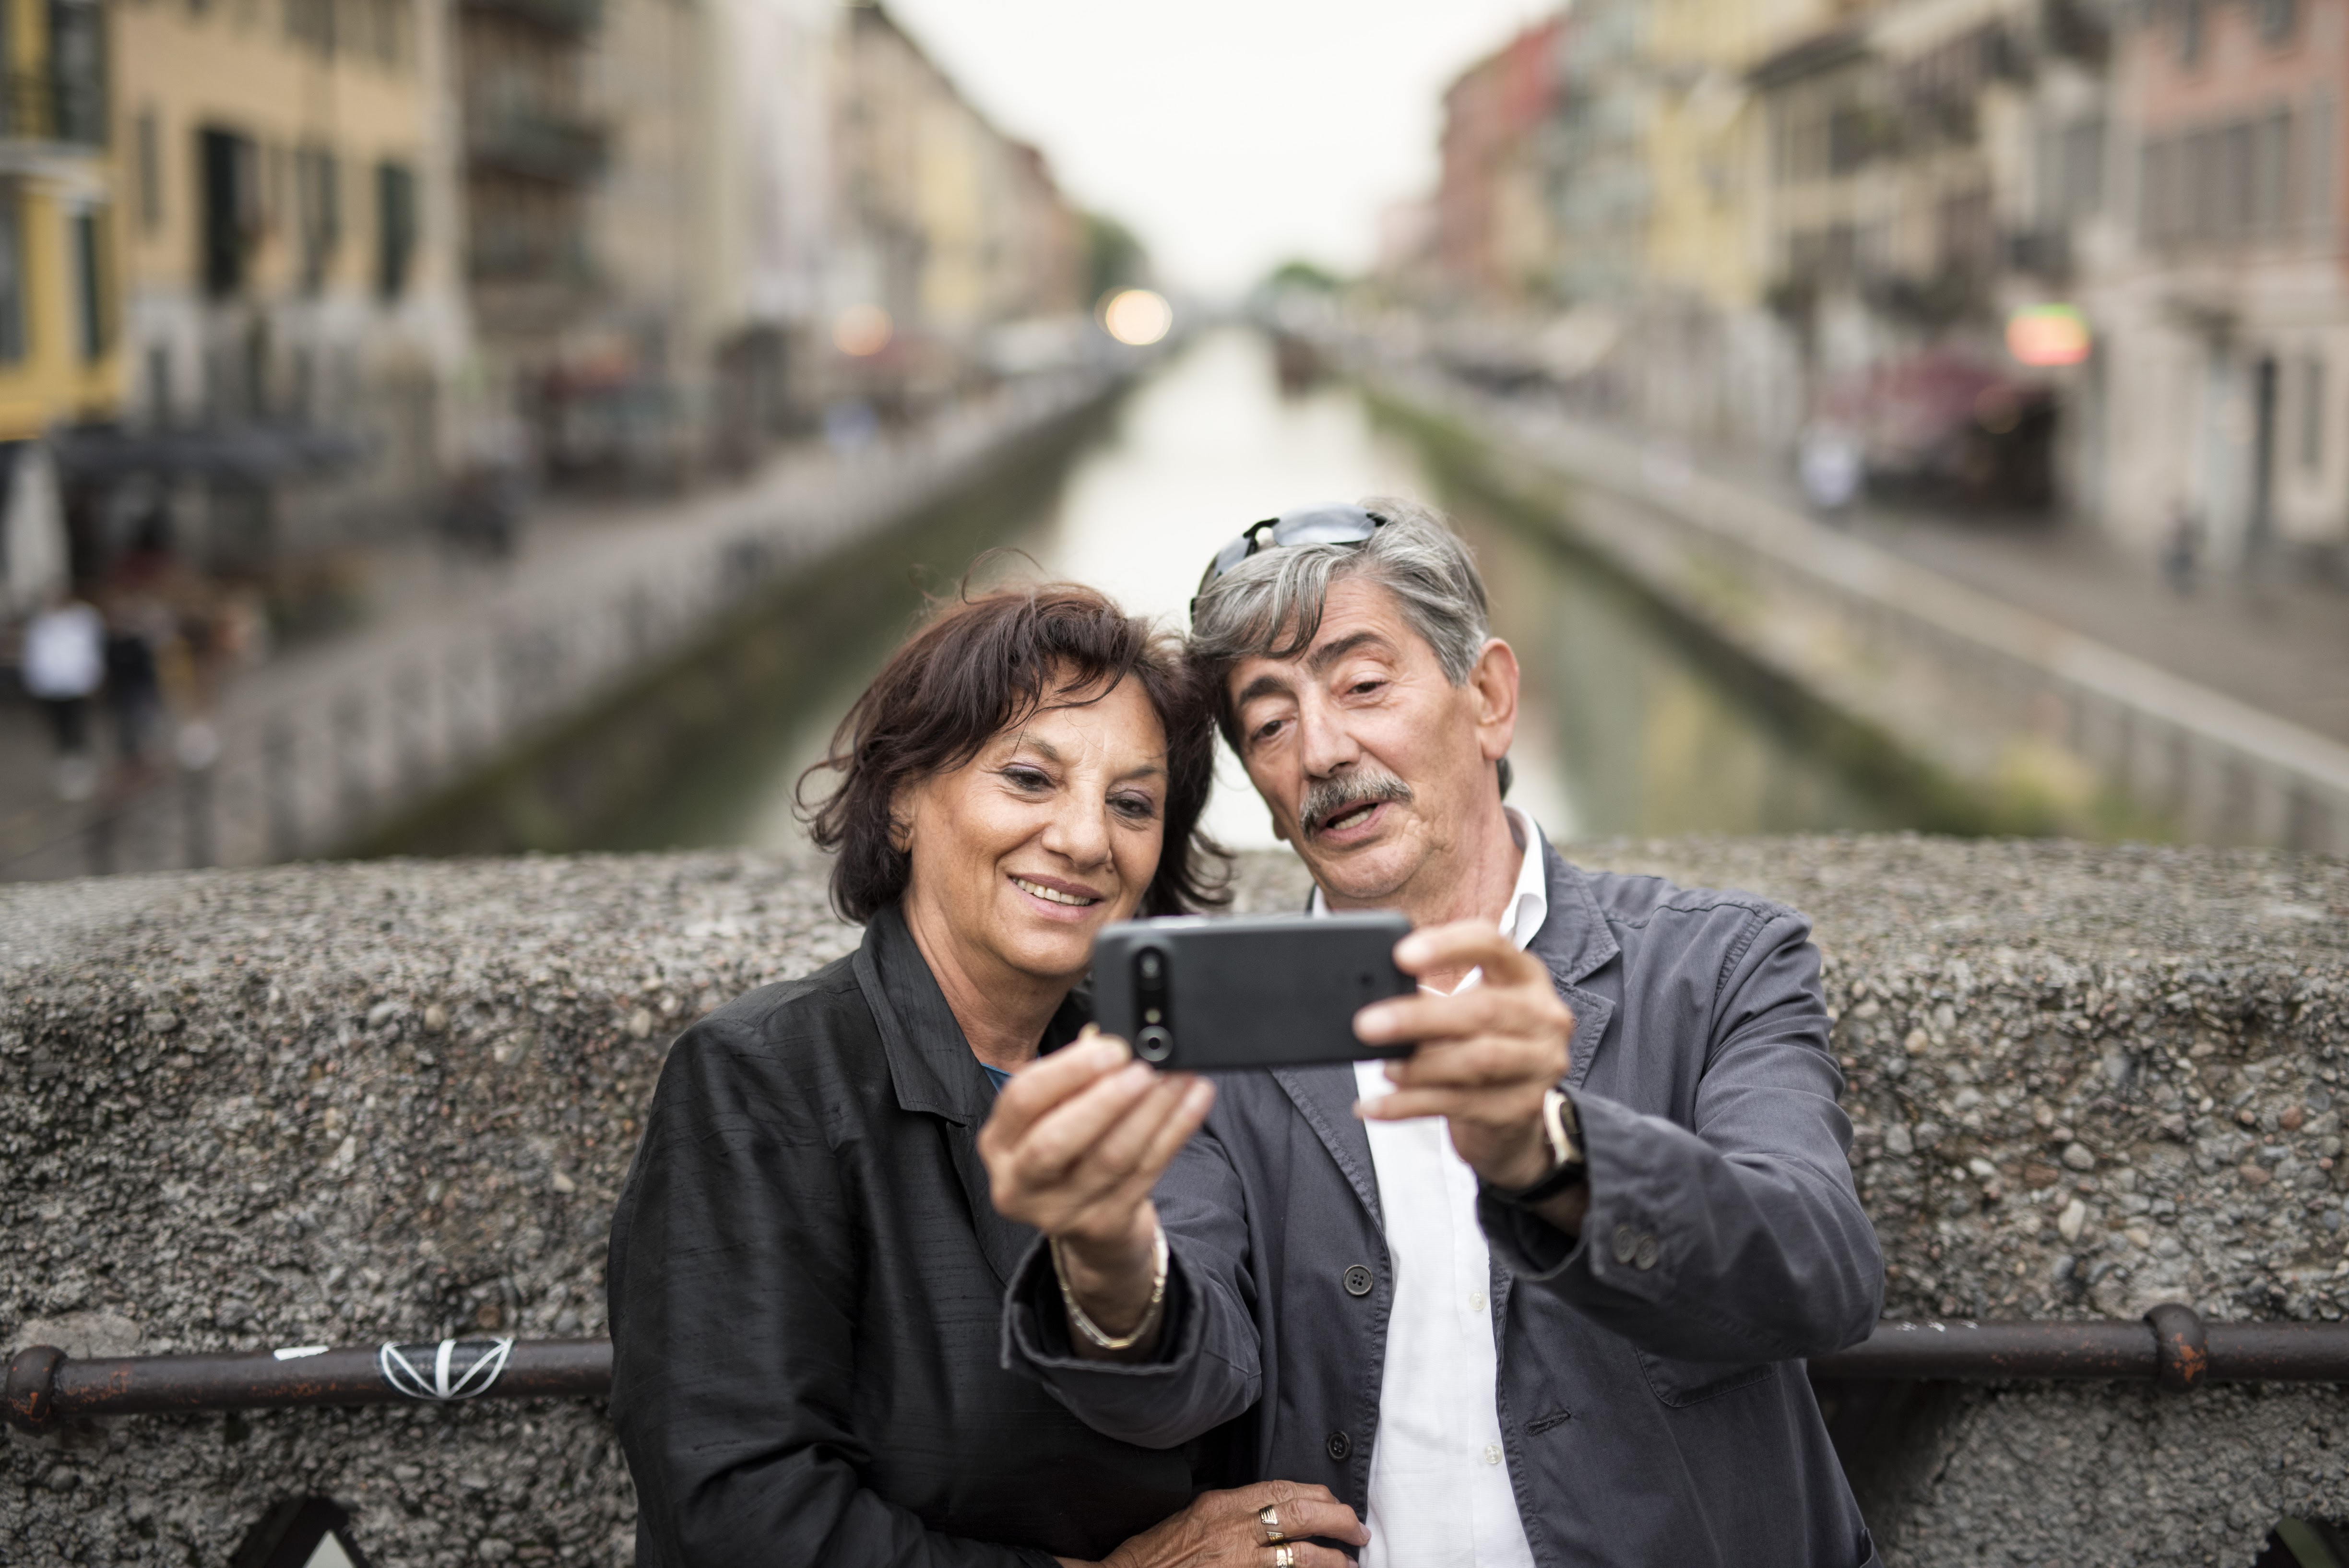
21, 584, 105, 801
1799, 422, 1864, 518
2164, 504, 2201, 595
101, 588, 169, 775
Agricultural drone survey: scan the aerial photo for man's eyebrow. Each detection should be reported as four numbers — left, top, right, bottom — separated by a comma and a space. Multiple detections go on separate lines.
1234, 672, 1292, 710
1304, 630, 1396, 677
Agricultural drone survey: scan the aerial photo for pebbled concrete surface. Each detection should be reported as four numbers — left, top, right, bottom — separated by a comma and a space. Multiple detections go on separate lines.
3, 837, 2346, 1567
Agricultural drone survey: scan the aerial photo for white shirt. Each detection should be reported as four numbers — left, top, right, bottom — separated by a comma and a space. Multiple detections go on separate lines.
1310, 808, 1549, 1568
21, 601, 104, 699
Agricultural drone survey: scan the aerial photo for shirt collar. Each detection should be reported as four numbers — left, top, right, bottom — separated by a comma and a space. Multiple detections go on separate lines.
1307, 806, 1552, 953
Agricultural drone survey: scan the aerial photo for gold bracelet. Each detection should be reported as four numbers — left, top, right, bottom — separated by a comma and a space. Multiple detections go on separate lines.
1050, 1223, 1170, 1352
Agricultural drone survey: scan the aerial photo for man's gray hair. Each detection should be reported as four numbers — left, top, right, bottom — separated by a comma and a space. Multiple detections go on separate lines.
1188, 497, 1491, 741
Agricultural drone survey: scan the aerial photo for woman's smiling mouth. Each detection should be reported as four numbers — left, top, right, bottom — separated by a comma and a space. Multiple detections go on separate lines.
1011, 875, 1103, 909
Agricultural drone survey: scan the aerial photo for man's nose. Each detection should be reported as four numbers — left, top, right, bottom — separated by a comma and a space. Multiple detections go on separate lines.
1295, 696, 1361, 780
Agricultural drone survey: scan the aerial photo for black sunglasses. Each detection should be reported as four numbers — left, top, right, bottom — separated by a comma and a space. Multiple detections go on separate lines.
1194, 503, 1387, 608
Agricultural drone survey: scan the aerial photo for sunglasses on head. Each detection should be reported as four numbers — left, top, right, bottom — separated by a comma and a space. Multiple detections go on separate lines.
1194, 504, 1388, 606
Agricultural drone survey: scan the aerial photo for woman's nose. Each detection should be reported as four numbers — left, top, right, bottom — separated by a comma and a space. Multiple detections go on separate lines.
1039, 794, 1113, 867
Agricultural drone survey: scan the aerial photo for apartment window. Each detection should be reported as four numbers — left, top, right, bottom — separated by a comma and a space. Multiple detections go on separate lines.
296, 143, 339, 290
199, 126, 258, 296
0, 185, 26, 363
2064, 116, 2106, 216
73, 207, 108, 360
145, 343, 171, 425
2311, 95, 2337, 234
2252, 109, 2294, 235
2180, 0, 2206, 65
2260, 0, 2300, 46
2302, 356, 2326, 470
375, 158, 416, 297
135, 110, 160, 229
2141, 137, 2177, 249
47, 0, 105, 146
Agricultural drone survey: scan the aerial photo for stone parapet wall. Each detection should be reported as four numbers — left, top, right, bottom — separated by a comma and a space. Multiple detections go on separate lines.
2, 838, 2344, 1566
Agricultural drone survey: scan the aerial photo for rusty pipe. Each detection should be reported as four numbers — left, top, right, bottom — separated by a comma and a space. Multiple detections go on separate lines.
3, 1338, 611, 1435
1807, 1306, 2349, 1387
12, 1306, 2349, 1434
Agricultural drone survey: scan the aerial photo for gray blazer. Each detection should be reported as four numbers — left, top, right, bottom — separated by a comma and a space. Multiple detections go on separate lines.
1004, 845, 1886, 1567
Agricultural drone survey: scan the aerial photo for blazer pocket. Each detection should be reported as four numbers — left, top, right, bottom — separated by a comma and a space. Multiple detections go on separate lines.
1634, 1347, 1773, 1408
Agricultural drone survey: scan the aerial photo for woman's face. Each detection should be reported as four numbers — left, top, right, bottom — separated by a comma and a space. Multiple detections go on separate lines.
898, 676, 1169, 987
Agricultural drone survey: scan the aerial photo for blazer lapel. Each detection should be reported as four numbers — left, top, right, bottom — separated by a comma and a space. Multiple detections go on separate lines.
1528, 843, 1619, 1091
1271, 1064, 1383, 1230
854, 906, 1040, 1288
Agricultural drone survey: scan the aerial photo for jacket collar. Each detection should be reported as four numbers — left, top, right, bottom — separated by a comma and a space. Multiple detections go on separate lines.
1526, 841, 1620, 989
852, 903, 1087, 1287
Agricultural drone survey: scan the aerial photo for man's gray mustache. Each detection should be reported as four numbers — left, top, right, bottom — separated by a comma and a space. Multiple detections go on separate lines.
1300, 772, 1413, 836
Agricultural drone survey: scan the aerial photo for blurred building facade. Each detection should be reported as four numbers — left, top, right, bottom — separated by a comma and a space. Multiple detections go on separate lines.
0, 0, 1094, 612
1405, 0, 2349, 566
113, 0, 466, 577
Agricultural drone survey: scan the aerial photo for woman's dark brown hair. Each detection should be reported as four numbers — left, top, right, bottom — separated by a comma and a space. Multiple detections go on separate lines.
799, 582, 1230, 923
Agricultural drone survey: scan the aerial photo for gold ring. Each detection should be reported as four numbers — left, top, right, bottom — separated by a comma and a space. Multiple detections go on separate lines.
1273, 1546, 1296, 1568
1259, 1503, 1282, 1543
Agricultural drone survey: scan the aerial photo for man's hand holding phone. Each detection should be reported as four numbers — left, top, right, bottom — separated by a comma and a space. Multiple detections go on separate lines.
1353, 920, 1586, 1235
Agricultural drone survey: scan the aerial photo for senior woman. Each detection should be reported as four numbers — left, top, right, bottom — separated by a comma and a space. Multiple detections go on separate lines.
608, 583, 1364, 1568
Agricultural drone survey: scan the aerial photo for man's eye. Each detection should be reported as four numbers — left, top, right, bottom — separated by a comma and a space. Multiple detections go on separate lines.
1348, 678, 1384, 697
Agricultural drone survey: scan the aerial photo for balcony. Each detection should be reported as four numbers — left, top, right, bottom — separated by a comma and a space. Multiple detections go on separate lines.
0, 70, 105, 148
460, 0, 603, 37
464, 109, 608, 185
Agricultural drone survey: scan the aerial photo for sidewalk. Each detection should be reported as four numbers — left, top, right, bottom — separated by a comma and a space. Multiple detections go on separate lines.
1649, 422, 2349, 753
0, 369, 1115, 878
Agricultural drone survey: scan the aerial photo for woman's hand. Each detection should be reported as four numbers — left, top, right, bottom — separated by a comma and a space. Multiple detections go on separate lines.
1056, 1481, 1369, 1568
979, 1027, 1214, 1346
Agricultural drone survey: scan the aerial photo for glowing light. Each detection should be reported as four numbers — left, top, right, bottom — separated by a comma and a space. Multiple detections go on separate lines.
1102, 288, 1173, 347
2005, 304, 2091, 368
833, 305, 892, 357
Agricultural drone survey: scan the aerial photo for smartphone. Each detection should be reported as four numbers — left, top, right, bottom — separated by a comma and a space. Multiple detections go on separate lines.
1090, 913, 1417, 1070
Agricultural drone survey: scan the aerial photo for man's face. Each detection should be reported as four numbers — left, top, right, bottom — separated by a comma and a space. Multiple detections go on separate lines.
1225, 577, 1517, 907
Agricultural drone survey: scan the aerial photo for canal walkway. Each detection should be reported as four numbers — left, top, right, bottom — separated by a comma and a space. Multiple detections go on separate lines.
0, 368, 1118, 881
1395, 368, 2349, 850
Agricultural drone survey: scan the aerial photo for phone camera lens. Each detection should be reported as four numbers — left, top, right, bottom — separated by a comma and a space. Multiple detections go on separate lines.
1136, 1025, 1173, 1063
1137, 949, 1164, 984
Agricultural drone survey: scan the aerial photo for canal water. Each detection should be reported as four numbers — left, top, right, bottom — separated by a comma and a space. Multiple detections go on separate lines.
603, 328, 1909, 855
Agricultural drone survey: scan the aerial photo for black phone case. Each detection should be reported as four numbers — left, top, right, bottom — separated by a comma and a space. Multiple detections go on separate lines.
1091, 913, 1416, 1071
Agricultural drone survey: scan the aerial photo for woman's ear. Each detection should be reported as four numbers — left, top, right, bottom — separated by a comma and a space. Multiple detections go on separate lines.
887, 779, 919, 855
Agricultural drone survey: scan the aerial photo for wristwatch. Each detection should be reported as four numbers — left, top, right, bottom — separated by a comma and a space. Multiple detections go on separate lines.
1490, 1087, 1586, 1208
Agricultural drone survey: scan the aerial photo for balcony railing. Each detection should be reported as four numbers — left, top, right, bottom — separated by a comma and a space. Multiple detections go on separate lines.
460, 0, 604, 36
0, 70, 105, 148
464, 109, 608, 184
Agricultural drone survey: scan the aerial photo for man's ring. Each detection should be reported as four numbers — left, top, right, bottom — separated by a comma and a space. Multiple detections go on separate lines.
1272, 1546, 1296, 1568
1259, 1503, 1282, 1542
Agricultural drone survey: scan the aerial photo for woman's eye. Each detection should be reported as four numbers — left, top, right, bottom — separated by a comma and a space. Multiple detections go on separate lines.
1112, 794, 1160, 820
1003, 767, 1050, 792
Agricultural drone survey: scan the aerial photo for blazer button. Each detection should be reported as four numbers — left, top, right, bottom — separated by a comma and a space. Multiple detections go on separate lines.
1612, 1223, 1637, 1264
1343, 1264, 1374, 1296
1326, 1430, 1352, 1461
1634, 1234, 1660, 1271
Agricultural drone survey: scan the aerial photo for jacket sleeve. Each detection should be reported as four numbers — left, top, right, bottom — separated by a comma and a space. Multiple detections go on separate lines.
608, 1011, 1056, 1568
998, 1115, 1262, 1450
1481, 908, 1884, 1363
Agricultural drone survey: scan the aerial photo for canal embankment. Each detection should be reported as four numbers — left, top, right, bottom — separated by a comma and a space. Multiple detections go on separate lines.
5, 840, 2347, 1566
1364, 366, 2349, 856
0, 366, 1134, 884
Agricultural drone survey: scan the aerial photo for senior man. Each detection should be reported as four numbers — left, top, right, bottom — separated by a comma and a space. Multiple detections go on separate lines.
980, 499, 1885, 1567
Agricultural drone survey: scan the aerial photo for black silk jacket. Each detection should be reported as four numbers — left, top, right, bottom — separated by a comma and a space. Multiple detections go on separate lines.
607, 905, 1218, 1567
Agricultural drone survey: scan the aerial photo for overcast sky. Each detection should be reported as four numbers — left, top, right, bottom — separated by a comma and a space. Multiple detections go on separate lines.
884, 0, 1559, 297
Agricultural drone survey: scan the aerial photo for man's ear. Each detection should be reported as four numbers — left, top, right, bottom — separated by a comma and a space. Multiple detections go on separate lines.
1470, 638, 1520, 764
